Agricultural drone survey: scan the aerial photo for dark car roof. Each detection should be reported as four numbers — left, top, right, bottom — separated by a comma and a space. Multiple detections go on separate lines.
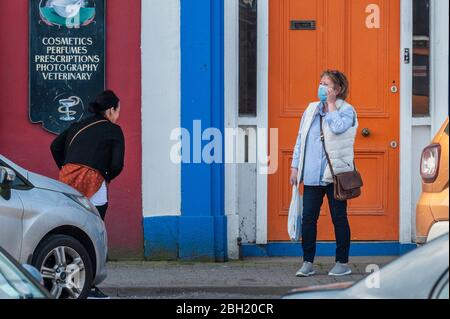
347, 234, 449, 299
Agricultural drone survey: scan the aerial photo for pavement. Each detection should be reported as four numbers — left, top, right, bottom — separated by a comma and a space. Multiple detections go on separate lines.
98, 256, 397, 299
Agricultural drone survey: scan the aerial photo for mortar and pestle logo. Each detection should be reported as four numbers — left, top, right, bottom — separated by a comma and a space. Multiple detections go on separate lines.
58, 96, 81, 122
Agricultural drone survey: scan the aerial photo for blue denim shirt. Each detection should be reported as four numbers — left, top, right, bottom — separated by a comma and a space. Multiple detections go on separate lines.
291, 102, 355, 186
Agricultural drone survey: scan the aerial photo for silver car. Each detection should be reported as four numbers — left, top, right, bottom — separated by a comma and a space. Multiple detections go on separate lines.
0, 154, 107, 299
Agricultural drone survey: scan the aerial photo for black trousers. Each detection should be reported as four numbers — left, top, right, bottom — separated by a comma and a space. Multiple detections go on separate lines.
302, 184, 351, 263
91, 203, 108, 290
96, 203, 108, 221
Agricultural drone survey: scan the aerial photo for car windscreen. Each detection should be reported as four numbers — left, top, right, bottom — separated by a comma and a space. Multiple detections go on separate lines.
0, 253, 47, 299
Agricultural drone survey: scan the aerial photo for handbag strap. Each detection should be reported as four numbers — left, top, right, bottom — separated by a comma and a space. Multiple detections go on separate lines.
319, 115, 336, 177
68, 120, 108, 149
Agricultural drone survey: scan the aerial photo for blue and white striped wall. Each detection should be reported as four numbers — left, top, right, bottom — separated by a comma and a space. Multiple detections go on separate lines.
142, 0, 227, 261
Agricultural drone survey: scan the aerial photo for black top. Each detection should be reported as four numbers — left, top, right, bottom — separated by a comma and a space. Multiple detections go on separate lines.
51, 114, 125, 182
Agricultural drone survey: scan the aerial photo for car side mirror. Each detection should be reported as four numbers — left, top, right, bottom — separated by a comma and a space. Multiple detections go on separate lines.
0, 166, 16, 187
0, 167, 16, 200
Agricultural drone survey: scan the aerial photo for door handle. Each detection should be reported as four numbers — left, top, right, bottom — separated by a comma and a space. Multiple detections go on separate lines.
361, 128, 371, 137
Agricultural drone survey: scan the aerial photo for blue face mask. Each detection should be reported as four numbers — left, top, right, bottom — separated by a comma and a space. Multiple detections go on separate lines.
318, 85, 328, 102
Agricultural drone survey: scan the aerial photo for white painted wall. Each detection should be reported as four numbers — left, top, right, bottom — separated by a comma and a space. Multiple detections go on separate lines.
142, 0, 181, 217
411, 126, 432, 238
238, 162, 257, 244
224, 0, 240, 259
399, 0, 412, 243
430, 0, 449, 135
256, 0, 269, 245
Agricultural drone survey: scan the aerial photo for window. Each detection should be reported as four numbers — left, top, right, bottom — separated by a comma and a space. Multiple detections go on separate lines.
412, 0, 431, 117
239, 0, 258, 117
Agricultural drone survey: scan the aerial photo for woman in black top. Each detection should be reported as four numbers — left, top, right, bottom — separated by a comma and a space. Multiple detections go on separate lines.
51, 90, 125, 221
51, 90, 124, 299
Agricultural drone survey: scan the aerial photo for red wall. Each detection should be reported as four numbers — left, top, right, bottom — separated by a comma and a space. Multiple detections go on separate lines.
0, 0, 143, 259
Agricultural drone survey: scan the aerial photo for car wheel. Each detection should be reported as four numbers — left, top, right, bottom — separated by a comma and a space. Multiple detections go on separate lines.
32, 235, 93, 299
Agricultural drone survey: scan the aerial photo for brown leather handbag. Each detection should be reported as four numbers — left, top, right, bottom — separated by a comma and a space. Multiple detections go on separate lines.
320, 116, 363, 201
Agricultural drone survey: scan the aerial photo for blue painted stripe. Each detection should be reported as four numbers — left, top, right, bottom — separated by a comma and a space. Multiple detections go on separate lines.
179, 0, 227, 261
143, 216, 179, 260
210, 0, 226, 262
181, 0, 213, 217
143, 215, 416, 259
242, 242, 417, 257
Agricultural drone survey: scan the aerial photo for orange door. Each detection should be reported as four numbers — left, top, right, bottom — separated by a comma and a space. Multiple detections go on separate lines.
268, 0, 400, 241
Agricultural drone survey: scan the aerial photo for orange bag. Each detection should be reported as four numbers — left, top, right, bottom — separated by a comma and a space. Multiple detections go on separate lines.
59, 163, 104, 198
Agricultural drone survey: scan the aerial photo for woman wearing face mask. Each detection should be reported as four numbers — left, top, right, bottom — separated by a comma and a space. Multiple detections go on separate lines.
290, 70, 358, 277
50, 90, 124, 298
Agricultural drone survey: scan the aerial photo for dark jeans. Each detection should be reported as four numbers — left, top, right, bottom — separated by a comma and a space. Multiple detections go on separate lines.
96, 203, 108, 221
302, 184, 351, 264
91, 203, 108, 292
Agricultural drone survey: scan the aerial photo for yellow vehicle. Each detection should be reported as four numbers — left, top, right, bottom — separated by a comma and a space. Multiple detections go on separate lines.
416, 118, 449, 244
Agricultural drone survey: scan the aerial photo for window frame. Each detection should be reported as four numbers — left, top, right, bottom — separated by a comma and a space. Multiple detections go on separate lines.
412, 0, 431, 118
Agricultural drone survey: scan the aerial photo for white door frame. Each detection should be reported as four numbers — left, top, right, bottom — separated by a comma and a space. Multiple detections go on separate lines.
399, 0, 450, 244
255, 0, 270, 245
399, 0, 413, 244
224, 0, 269, 253
430, 0, 449, 136
224, 0, 240, 259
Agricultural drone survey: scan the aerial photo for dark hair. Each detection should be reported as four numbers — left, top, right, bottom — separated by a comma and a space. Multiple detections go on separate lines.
89, 90, 120, 114
320, 70, 349, 100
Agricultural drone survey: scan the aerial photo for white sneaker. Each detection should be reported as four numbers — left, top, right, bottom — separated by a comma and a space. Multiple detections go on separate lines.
328, 262, 352, 276
296, 262, 316, 277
